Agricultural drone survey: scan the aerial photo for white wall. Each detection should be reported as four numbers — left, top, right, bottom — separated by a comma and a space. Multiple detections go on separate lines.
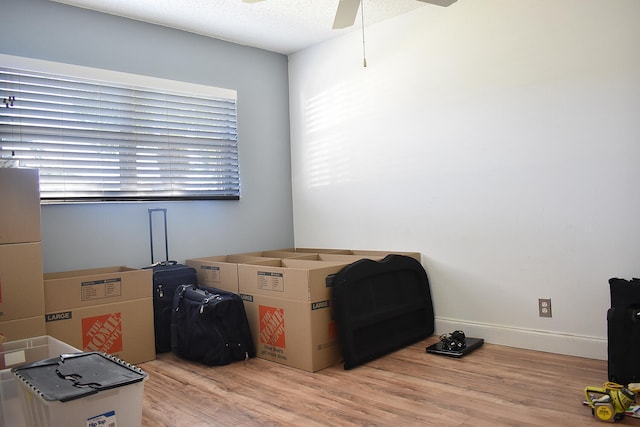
1, 0, 295, 272
288, 0, 640, 359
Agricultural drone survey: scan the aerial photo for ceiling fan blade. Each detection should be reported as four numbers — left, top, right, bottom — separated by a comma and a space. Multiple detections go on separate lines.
332, 0, 361, 29
416, 0, 458, 6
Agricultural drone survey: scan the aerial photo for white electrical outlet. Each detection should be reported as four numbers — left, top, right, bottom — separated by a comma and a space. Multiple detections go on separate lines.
538, 298, 552, 317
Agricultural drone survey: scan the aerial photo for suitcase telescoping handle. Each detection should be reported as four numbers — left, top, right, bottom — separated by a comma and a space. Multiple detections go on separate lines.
150, 260, 178, 267
149, 208, 170, 264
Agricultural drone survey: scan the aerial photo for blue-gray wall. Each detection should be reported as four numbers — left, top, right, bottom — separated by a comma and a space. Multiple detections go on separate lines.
1, 0, 294, 272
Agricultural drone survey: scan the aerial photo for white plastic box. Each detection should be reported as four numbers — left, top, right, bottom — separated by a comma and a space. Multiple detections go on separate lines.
12, 352, 147, 427
0, 336, 79, 427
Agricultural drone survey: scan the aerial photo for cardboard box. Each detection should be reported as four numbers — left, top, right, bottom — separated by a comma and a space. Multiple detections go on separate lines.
237, 253, 421, 372
239, 259, 350, 302
43, 266, 154, 364
185, 255, 281, 293
241, 293, 341, 373
45, 298, 155, 365
238, 259, 353, 372
0, 168, 41, 244
0, 242, 45, 321
44, 266, 152, 311
236, 250, 321, 260
0, 316, 47, 343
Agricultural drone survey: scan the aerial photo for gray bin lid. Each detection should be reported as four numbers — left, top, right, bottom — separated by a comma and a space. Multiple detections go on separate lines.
12, 352, 147, 402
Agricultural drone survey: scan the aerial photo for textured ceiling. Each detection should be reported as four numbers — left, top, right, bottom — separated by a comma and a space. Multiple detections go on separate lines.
50, 0, 433, 55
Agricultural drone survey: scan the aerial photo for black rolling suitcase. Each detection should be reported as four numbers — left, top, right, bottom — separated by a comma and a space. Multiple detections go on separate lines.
147, 261, 197, 353
145, 208, 197, 354
608, 277, 640, 385
171, 284, 255, 365
332, 254, 434, 370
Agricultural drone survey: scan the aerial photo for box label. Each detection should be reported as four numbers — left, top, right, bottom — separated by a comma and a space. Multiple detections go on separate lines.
311, 300, 330, 310
87, 410, 117, 427
201, 265, 221, 282
240, 293, 253, 302
46, 311, 73, 322
81, 278, 122, 301
257, 271, 284, 292
261, 344, 287, 361
259, 305, 285, 348
82, 312, 123, 354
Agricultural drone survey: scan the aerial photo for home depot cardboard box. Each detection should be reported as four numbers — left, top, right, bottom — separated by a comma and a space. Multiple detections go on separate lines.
0, 316, 46, 343
44, 266, 151, 310
238, 258, 354, 372
0, 242, 45, 321
185, 255, 281, 293
43, 267, 155, 364
44, 299, 154, 365
0, 168, 41, 244
242, 293, 340, 373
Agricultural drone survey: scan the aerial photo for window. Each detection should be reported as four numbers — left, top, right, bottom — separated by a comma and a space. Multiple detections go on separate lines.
0, 56, 239, 202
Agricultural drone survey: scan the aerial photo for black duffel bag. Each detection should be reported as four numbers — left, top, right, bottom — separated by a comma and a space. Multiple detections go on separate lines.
171, 284, 255, 365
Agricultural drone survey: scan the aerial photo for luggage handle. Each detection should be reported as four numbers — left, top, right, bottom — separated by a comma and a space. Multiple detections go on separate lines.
175, 285, 223, 314
150, 260, 178, 267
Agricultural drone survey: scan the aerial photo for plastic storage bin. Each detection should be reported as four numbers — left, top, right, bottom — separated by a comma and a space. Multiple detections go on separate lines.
12, 351, 147, 427
1, 336, 79, 427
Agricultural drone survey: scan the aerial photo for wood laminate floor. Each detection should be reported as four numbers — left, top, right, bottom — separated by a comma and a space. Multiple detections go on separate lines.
138, 336, 640, 426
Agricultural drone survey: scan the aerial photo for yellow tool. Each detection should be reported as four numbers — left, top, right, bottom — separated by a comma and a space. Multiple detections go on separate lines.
584, 382, 637, 422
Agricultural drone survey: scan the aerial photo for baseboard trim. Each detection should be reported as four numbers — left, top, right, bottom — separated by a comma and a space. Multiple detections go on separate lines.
435, 317, 607, 360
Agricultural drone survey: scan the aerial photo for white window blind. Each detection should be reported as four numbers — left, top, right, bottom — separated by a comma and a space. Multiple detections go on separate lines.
0, 64, 239, 202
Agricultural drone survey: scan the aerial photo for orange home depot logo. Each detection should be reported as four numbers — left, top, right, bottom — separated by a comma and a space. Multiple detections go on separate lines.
259, 305, 285, 349
82, 312, 123, 354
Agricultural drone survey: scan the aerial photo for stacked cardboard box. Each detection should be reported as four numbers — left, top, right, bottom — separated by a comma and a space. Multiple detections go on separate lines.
0, 168, 47, 342
234, 249, 421, 372
43, 266, 155, 365
0, 169, 155, 364
185, 248, 420, 372
186, 250, 416, 296
238, 258, 355, 372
